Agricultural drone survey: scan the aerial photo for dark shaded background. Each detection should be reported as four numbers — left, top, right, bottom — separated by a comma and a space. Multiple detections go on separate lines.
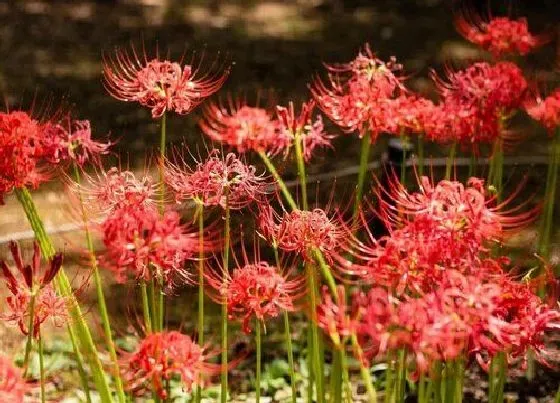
1, 0, 558, 168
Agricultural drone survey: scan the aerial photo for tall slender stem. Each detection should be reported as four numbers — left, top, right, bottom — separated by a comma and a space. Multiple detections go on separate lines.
67, 324, 92, 403
351, 334, 377, 403
488, 137, 504, 202
72, 165, 125, 402
255, 320, 262, 403
22, 292, 36, 375
258, 151, 297, 210
39, 332, 46, 403
141, 282, 153, 333
195, 205, 205, 403
353, 131, 372, 221
306, 263, 324, 403
294, 131, 308, 210
221, 191, 231, 403
445, 142, 457, 180
273, 245, 297, 403
156, 112, 168, 333
15, 187, 112, 402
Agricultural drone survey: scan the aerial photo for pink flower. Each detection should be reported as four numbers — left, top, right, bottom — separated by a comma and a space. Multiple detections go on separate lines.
165, 150, 268, 209
276, 100, 334, 161
0, 356, 26, 402
455, 12, 547, 57
525, 88, 560, 134
121, 331, 219, 399
206, 260, 304, 333
101, 206, 199, 287
200, 99, 287, 155
0, 241, 66, 338
103, 46, 229, 118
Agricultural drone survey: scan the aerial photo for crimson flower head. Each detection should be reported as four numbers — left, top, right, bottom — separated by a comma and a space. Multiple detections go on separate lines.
0, 356, 26, 402
258, 205, 346, 263
206, 260, 304, 333
525, 88, 560, 134
200, 99, 287, 155
165, 150, 268, 209
101, 206, 199, 287
1, 241, 66, 338
121, 331, 219, 399
42, 119, 111, 166
77, 167, 157, 214
455, 11, 547, 57
311, 44, 407, 141
103, 46, 229, 118
276, 100, 334, 161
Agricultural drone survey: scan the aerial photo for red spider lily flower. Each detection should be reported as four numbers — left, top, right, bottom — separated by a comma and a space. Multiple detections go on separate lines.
0, 241, 66, 338
310, 44, 406, 141
103, 46, 229, 118
525, 88, 560, 134
455, 11, 548, 57
429, 62, 527, 146
42, 119, 111, 166
276, 100, 334, 161
200, 99, 288, 155
0, 356, 27, 402
121, 331, 220, 399
0, 111, 49, 203
75, 166, 158, 215
258, 205, 349, 264
101, 205, 201, 287
206, 260, 305, 334
343, 175, 537, 292
165, 150, 269, 210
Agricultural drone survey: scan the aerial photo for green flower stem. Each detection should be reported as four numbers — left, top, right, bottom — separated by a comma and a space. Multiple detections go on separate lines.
306, 263, 324, 403
73, 165, 125, 403
294, 131, 308, 210
455, 359, 464, 403
489, 352, 506, 403
195, 205, 205, 403
395, 349, 407, 403
67, 324, 92, 403
148, 277, 157, 330
445, 142, 457, 180
258, 152, 297, 211
488, 138, 504, 201
273, 245, 297, 403
417, 135, 425, 177
353, 131, 372, 222
468, 152, 477, 178
141, 282, 153, 333
351, 334, 377, 403
432, 361, 443, 403
312, 249, 338, 298
256, 320, 262, 403
156, 112, 167, 333
22, 292, 36, 376
221, 191, 231, 403
39, 332, 45, 403
15, 187, 112, 402
331, 351, 342, 403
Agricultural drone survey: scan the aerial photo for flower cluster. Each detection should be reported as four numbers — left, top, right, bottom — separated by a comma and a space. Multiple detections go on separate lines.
103, 46, 229, 118
0, 356, 26, 402
165, 150, 268, 209
0, 241, 66, 338
206, 260, 304, 333
455, 14, 546, 57
121, 331, 219, 399
525, 88, 560, 134
427, 62, 528, 145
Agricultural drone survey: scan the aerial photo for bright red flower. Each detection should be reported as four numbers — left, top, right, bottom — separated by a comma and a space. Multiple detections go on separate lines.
455, 13, 547, 57
0, 356, 26, 402
0, 241, 66, 338
165, 150, 268, 210
101, 206, 199, 287
77, 166, 157, 214
525, 88, 560, 134
200, 100, 287, 155
316, 286, 358, 346
206, 260, 304, 333
103, 46, 229, 118
258, 205, 347, 263
311, 44, 406, 141
121, 331, 220, 399
276, 100, 334, 161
